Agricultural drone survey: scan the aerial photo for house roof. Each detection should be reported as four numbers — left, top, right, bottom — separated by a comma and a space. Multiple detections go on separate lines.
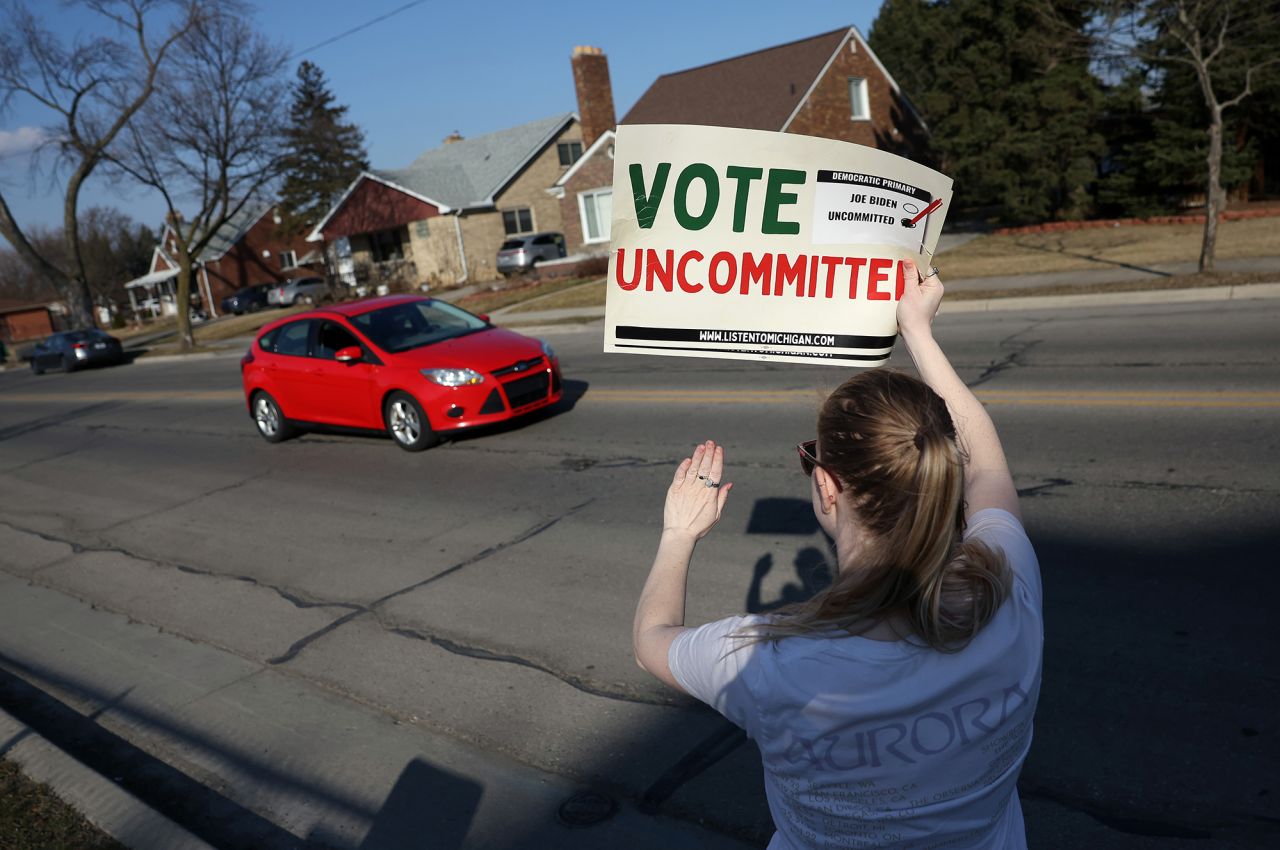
374, 113, 577, 211
197, 203, 274, 263
622, 28, 849, 130
620, 27, 924, 133
0, 299, 53, 316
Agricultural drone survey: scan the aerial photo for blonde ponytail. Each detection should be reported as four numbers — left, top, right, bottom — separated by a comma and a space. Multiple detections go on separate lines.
744, 370, 1011, 652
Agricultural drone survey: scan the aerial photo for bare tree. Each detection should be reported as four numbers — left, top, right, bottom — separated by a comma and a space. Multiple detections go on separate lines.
1097, 0, 1280, 270
110, 9, 287, 348
0, 0, 202, 328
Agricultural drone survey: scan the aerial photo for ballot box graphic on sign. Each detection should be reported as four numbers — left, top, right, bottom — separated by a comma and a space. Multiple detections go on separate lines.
604, 124, 953, 367
811, 170, 940, 254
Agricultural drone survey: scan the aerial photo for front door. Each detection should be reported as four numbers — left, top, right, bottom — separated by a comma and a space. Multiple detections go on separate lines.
299, 320, 377, 429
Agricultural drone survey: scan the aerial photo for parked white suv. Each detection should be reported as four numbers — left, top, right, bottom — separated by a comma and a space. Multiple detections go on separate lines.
267, 276, 327, 306
496, 232, 566, 275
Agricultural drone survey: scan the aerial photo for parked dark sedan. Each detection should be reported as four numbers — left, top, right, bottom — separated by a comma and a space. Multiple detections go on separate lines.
28, 330, 126, 374
221, 283, 274, 315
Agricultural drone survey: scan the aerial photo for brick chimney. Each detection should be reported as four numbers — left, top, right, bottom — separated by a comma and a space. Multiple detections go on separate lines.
571, 46, 616, 150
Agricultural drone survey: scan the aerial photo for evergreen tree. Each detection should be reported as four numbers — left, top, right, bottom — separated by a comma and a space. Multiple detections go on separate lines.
278, 61, 369, 236
870, 0, 1105, 223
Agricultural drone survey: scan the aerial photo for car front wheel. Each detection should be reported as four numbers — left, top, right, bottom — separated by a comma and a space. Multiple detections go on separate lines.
30, 358, 44, 375
384, 391, 438, 452
251, 391, 295, 443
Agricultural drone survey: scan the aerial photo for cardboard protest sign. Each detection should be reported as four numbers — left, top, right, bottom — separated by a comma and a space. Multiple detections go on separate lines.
604, 124, 953, 366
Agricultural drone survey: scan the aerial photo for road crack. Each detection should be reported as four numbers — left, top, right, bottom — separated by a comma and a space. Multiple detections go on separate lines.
967, 320, 1051, 388
383, 625, 679, 708
0, 520, 362, 616
95, 472, 271, 534
0, 402, 122, 442
266, 499, 595, 665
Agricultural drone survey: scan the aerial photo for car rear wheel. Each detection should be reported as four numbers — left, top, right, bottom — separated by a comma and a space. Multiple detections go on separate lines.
251, 391, 295, 443
384, 391, 438, 452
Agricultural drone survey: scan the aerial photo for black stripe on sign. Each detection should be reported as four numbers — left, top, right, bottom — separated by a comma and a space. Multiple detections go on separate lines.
816, 170, 932, 203
616, 326, 897, 349
613, 344, 891, 363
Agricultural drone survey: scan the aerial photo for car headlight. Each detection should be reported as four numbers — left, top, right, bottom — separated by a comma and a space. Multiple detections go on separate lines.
540, 339, 556, 360
421, 367, 484, 386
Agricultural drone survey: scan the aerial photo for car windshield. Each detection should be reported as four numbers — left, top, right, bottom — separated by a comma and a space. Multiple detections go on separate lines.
350, 300, 486, 353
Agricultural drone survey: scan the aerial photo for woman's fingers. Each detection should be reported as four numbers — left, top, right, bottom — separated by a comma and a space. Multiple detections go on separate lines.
682, 443, 706, 483
716, 481, 732, 515
671, 457, 691, 486
696, 440, 716, 480
709, 442, 724, 483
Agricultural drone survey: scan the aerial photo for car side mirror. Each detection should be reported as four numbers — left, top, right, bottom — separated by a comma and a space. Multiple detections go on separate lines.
478, 313, 490, 324
335, 345, 363, 363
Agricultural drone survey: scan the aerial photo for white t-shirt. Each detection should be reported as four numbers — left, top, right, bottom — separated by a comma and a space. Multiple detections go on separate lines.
669, 509, 1043, 850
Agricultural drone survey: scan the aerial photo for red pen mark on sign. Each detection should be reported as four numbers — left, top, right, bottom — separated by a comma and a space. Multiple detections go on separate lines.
908, 199, 943, 226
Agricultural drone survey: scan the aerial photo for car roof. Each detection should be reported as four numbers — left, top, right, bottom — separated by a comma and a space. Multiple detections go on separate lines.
253, 294, 432, 336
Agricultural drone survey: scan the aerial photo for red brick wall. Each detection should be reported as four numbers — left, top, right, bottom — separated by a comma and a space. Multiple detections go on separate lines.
560, 143, 616, 254
0, 308, 54, 343
787, 37, 928, 161
320, 178, 440, 241
201, 209, 316, 306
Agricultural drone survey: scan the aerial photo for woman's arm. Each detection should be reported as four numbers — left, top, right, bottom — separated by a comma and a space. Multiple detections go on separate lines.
633, 441, 732, 689
897, 260, 1021, 521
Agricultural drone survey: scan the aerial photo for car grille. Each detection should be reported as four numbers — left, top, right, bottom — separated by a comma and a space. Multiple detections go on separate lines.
492, 356, 544, 377
502, 371, 550, 409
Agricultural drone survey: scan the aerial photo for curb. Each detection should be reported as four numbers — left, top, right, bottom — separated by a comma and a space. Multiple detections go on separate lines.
501, 282, 1280, 332
0, 706, 216, 850
941, 281, 1280, 314
131, 349, 244, 365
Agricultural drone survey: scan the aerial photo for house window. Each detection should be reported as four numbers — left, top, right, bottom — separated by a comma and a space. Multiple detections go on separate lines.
278, 250, 297, 270
414, 219, 430, 238
502, 208, 534, 235
578, 189, 612, 244
848, 77, 870, 120
558, 141, 583, 166
370, 227, 405, 262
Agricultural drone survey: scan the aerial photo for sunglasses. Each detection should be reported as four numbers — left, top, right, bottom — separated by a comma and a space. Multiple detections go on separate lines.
796, 440, 844, 492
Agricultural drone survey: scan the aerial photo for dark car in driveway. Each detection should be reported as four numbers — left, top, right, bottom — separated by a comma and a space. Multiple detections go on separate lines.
240, 295, 562, 451
28, 330, 126, 374
221, 283, 273, 315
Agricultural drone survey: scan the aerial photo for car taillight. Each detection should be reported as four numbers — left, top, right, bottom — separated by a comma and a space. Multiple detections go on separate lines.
73, 342, 87, 350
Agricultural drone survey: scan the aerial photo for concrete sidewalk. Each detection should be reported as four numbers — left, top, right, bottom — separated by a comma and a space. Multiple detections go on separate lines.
0, 573, 752, 850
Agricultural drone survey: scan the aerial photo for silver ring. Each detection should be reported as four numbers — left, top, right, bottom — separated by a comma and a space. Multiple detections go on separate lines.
704, 478, 719, 488
925, 265, 940, 278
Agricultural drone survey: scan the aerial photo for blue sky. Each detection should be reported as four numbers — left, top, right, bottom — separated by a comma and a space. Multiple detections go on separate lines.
0, 1, 879, 237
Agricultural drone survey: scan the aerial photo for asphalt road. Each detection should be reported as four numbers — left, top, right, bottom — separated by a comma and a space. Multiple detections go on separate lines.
1, 298, 1277, 849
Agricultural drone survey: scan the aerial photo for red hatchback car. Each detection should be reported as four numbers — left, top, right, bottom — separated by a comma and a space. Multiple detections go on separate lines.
240, 295, 562, 451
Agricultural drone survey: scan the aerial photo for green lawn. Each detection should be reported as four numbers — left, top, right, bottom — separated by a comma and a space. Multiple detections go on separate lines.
939, 216, 1280, 280
0, 758, 127, 850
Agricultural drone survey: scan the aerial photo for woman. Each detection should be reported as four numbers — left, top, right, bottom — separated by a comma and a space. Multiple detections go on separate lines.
633, 260, 1042, 849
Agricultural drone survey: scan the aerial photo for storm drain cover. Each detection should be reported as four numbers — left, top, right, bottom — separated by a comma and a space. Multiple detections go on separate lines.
557, 791, 618, 827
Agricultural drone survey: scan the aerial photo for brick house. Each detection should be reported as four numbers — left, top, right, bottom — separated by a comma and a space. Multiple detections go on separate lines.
553, 28, 931, 256
0, 300, 55, 345
126, 204, 318, 318
309, 113, 585, 287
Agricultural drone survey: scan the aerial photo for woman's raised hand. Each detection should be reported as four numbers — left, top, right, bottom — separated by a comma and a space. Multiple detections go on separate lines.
896, 259, 944, 338
664, 440, 732, 542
